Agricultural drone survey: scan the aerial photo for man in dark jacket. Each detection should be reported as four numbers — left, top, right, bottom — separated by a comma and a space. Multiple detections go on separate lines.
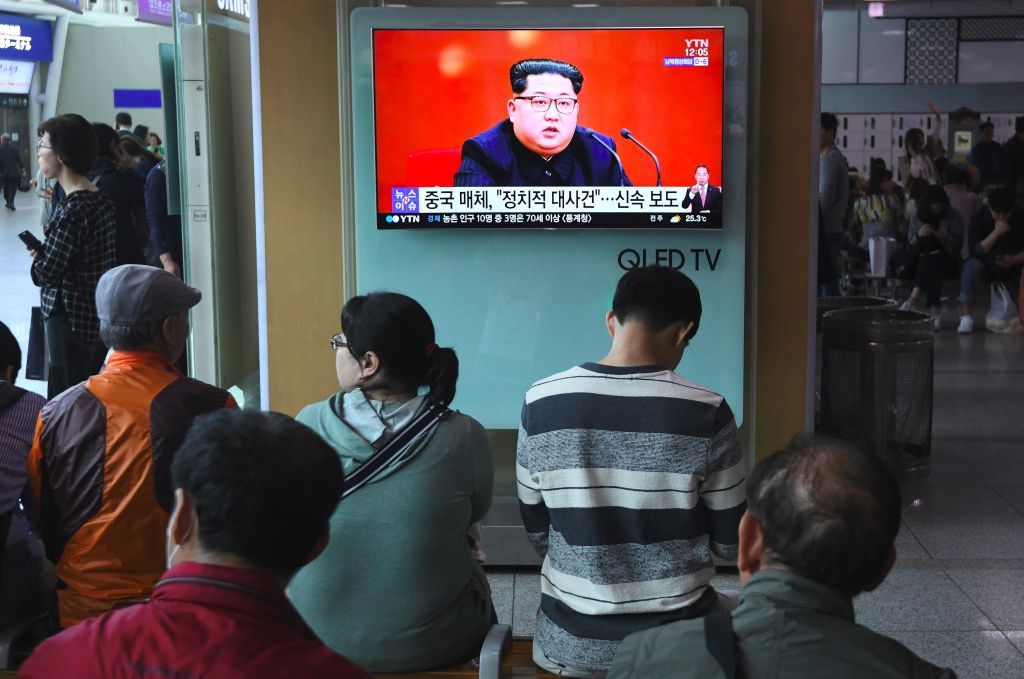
454, 58, 631, 187
609, 436, 955, 679
0, 133, 23, 210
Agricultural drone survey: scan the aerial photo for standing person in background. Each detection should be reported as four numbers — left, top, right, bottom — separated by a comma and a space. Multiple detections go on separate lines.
118, 136, 160, 182
28, 114, 117, 398
0, 133, 24, 210
114, 112, 132, 137
970, 122, 1002, 188
87, 123, 147, 265
819, 112, 850, 292
901, 128, 938, 188
132, 125, 149, 144
1001, 117, 1024, 208
32, 167, 54, 227
145, 160, 183, 278
146, 132, 166, 158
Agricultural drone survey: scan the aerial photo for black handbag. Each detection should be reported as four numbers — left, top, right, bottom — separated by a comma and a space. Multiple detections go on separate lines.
18, 175, 30, 192
25, 306, 46, 381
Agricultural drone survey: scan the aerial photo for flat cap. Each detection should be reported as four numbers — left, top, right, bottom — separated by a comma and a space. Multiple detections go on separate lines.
96, 264, 201, 325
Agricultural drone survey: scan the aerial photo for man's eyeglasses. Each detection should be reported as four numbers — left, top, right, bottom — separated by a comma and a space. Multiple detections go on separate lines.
514, 95, 578, 115
329, 333, 348, 350
36, 141, 53, 150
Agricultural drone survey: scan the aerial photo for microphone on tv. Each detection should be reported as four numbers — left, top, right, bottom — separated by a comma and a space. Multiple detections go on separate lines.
620, 128, 662, 187
585, 129, 627, 187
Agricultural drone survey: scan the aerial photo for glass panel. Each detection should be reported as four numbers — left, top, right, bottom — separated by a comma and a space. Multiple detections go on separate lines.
174, 0, 260, 407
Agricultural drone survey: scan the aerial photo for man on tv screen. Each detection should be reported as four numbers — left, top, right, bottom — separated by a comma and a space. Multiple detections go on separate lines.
680, 164, 721, 213
453, 58, 632, 188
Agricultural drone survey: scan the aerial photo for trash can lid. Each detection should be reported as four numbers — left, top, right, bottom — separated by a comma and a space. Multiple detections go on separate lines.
822, 308, 935, 343
816, 297, 897, 332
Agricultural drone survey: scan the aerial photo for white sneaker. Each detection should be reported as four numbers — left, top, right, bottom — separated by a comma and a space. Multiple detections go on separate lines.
957, 315, 974, 334
932, 314, 942, 331
899, 299, 915, 311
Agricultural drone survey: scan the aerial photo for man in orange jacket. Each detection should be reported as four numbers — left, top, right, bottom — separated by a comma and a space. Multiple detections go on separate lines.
28, 264, 236, 627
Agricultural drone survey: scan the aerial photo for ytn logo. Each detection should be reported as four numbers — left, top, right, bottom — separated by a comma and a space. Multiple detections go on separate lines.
685, 39, 709, 48
386, 215, 421, 224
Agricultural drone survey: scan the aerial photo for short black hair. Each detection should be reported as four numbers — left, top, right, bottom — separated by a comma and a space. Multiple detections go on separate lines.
91, 122, 119, 165
115, 111, 132, 127
821, 112, 838, 135
695, 164, 709, 173
979, 121, 994, 132
341, 292, 459, 406
612, 266, 702, 339
988, 186, 1016, 215
746, 435, 901, 597
0, 321, 20, 373
510, 58, 583, 95
38, 114, 97, 176
171, 409, 343, 579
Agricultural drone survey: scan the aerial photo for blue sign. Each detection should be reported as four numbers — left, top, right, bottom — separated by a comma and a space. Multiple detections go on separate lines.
391, 187, 420, 213
113, 89, 162, 109
0, 13, 52, 63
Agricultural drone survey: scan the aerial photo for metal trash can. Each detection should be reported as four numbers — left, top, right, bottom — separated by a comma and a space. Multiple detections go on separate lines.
820, 308, 934, 479
815, 297, 896, 428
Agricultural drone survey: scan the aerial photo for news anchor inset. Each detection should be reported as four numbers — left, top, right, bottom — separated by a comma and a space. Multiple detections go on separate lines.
454, 58, 632, 188
680, 164, 721, 213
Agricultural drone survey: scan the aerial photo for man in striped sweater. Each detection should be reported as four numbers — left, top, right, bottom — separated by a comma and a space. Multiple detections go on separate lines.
517, 266, 746, 676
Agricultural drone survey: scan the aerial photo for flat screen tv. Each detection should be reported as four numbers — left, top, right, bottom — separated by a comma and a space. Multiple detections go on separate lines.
363, 23, 726, 230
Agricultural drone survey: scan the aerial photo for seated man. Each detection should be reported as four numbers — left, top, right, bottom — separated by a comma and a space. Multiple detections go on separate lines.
454, 58, 631, 187
0, 321, 52, 629
609, 436, 956, 679
21, 409, 370, 677
27, 265, 236, 626
958, 186, 1024, 333
517, 266, 745, 677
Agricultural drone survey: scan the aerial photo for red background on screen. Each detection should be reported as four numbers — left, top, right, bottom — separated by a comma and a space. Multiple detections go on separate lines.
372, 28, 724, 212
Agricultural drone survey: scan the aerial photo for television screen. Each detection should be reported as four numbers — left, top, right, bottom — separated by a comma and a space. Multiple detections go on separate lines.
0, 59, 33, 95
371, 26, 725, 229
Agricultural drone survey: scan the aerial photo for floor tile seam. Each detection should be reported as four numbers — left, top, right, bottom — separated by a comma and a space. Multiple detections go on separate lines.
939, 565, 1003, 633
899, 520, 938, 562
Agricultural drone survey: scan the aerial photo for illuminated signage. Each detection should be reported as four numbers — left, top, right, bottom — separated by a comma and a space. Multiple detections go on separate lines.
0, 13, 53, 62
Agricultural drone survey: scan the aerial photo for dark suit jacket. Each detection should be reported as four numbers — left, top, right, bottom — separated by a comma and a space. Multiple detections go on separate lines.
0, 143, 22, 179
680, 184, 722, 212
454, 120, 631, 187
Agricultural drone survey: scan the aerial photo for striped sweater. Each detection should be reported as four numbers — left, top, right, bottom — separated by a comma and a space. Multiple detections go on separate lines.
517, 363, 746, 670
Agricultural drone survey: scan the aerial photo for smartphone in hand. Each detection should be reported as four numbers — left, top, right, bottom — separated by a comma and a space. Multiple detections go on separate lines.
18, 230, 43, 252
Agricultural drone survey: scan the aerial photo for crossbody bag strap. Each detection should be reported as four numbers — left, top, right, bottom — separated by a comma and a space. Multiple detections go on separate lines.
341, 400, 451, 499
703, 613, 737, 679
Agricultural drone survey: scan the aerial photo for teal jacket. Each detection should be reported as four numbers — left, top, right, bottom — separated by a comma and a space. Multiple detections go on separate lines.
609, 570, 956, 679
289, 391, 494, 673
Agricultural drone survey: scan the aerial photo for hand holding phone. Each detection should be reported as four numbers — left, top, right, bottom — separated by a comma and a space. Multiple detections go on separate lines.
18, 230, 43, 253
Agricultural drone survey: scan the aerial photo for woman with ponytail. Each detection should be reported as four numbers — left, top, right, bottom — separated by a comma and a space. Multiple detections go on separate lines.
290, 292, 494, 673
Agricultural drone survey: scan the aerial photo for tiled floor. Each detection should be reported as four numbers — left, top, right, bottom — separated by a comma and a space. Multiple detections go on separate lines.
487, 330, 1024, 679
1, 190, 51, 398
